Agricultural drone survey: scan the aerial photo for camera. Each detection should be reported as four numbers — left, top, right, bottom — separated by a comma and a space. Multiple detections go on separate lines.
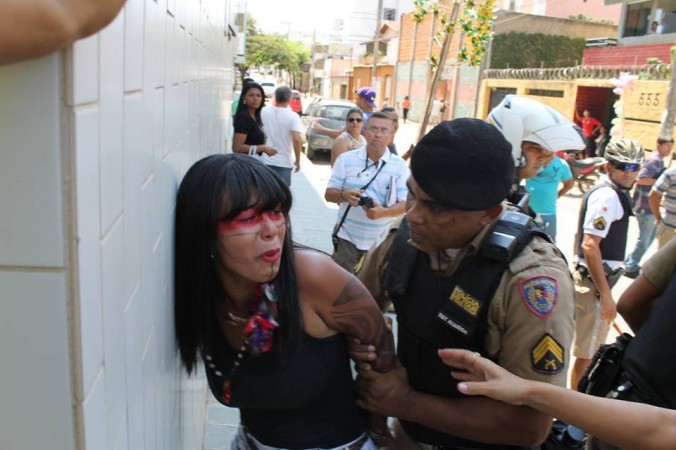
358, 195, 375, 208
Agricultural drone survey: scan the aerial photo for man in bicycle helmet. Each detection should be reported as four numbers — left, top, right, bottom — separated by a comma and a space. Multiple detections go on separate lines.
571, 138, 644, 390
487, 95, 585, 208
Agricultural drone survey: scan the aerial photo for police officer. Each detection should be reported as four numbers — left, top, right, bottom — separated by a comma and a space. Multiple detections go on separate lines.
570, 139, 645, 390
355, 119, 575, 449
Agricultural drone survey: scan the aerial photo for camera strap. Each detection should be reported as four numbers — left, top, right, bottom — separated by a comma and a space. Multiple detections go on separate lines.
332, 159, 387, 243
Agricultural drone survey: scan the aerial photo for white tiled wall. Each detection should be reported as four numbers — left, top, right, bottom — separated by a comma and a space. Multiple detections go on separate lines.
0, 1, 236, 449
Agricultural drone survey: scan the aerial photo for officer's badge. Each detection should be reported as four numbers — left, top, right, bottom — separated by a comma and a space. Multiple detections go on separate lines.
531, 334, 564, 374
450, 286, 480, 317
593, 216, 607, 230
520, 276, 558, 318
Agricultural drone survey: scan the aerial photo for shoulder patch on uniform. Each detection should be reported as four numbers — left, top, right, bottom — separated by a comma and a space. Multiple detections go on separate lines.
531, 333, 564, 375
519, 276, 558, 318
593, 216, 607, 230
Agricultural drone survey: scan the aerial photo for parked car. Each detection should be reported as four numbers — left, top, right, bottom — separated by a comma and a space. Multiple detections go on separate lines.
302, 98, 356, 160
260, 81, 276, 98
290, 90, 303, 115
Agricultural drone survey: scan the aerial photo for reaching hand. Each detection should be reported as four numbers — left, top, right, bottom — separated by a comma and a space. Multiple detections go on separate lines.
437, 349, 529, 407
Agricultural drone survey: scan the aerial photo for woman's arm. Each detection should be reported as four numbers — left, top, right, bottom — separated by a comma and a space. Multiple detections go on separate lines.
232, 132, 252, 154
312, 122, 344, 139
439, 349, 676, 450
232, 132, 277, 156
295, 250, 395, 436
617, 274, 661, 332
330, 135, 349, 167
1, 0, 126, 65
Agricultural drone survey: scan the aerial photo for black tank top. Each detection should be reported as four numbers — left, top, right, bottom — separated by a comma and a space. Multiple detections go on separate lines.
204, 329, 366, 448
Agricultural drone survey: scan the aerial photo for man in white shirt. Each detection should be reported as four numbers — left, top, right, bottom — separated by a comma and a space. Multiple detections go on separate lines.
260, 86, 303, 185
325, 112, 409, 273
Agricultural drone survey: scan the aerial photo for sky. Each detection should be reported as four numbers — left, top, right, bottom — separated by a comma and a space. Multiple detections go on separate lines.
246, 0, 349, 35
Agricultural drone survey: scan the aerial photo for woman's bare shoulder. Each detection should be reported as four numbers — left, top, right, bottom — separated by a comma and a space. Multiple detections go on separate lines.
293, 248, 350, 292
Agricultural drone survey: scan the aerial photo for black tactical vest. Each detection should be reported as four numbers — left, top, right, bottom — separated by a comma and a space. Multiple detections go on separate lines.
576, 182, 632, 262
622, 273, 676, 409
383, 215, 547, 449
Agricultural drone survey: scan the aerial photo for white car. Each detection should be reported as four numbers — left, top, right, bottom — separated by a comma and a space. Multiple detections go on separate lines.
260, 81, 276, 98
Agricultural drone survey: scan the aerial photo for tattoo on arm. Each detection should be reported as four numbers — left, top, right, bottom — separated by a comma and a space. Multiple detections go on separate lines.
331, 278, 395, 372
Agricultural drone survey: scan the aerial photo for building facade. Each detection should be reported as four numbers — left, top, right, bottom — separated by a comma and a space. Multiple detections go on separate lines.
0, 1, 239, 449
395, 5, 618, 123
477, 0, 675, 148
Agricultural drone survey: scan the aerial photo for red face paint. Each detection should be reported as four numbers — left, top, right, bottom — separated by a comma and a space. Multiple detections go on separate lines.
218, 205, 285, 233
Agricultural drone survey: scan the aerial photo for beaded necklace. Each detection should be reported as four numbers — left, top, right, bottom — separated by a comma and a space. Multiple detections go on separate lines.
221, 280, 279, 404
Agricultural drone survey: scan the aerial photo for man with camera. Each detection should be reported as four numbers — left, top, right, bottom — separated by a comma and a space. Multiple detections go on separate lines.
325, 111, 409, 273
570, 139, 644, 390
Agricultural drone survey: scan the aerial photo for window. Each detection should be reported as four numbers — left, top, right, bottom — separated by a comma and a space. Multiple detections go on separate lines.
383, 8, 396, 20
655, 0, 676, 34
623, 1, 652, 37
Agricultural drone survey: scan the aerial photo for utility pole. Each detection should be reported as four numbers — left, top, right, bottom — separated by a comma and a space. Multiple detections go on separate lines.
416, 1, 461, 143
371, 0, 384, 90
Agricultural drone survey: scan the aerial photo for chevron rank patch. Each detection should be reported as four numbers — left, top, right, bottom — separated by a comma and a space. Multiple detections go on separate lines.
593, 216, 607, 230
520, 276, 558, 318
531, 334, 564, 374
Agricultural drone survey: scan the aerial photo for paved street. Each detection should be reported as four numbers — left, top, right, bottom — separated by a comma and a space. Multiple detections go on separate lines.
202, 116, 655, 449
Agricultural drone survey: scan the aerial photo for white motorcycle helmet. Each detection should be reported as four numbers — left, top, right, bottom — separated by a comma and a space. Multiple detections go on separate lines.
487, 95, 585, 168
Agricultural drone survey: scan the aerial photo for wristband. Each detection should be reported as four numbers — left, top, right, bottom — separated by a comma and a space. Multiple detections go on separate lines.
249, 145, 257, 156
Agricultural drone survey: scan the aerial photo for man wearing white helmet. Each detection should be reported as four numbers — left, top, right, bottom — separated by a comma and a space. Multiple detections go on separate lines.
487, 95, 585, 204
571, 138, 645, 390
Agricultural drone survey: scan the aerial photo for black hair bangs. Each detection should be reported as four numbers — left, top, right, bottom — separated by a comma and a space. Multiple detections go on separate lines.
216, 156, 293, 222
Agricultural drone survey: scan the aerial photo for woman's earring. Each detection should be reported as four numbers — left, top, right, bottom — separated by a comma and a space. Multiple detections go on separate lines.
210, 253, 215, 260
243, 101, 246, 105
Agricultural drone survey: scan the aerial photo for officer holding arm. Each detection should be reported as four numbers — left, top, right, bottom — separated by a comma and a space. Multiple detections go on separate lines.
355, 118, 576, 449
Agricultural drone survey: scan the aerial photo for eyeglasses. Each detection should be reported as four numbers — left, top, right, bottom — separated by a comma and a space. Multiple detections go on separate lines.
347, 117, 363, 123
612, 162, 640, 172
366, 126, 391, 136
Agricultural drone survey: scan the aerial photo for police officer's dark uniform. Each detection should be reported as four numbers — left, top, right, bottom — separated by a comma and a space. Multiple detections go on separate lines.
357, 120, 575, 450
589, 239, 676, 450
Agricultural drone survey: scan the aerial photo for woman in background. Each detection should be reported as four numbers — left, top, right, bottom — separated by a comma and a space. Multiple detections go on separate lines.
232, 82, 277, 158
330, 108, 366, 166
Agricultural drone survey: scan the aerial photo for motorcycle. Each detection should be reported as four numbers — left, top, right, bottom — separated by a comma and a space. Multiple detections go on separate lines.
561, 152, 605, 194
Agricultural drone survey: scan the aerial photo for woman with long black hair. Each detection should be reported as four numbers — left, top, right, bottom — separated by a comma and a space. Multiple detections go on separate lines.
174, 154, 394, 449
232, 82, 277, 158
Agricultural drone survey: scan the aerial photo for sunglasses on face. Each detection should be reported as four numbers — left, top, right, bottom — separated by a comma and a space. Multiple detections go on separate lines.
347, 117, 363, 123
612, 162, 640, 172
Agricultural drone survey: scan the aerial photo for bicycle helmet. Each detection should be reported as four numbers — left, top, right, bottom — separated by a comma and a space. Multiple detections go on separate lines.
604, 138, 645, 164
487, 95, 585, 168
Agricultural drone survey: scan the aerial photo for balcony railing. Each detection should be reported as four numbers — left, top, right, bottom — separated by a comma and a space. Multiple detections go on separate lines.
483, 64, 671, 81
